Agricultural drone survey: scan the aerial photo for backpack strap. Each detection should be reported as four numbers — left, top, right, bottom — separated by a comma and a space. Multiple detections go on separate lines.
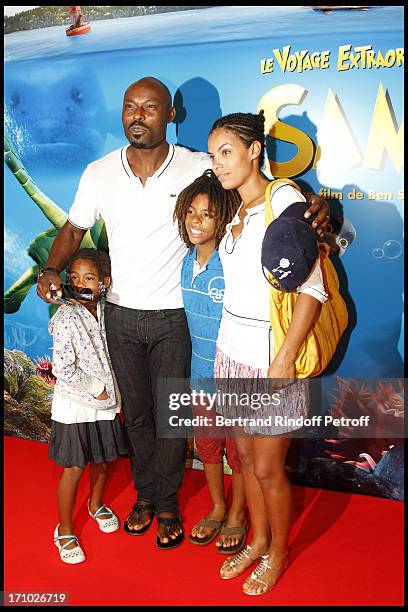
265, 178, 302, 227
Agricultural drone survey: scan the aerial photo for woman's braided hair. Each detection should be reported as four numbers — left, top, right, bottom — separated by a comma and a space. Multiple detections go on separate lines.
210, 110, 266, 169
173, 169, 241, 249
66, 248, 111, 280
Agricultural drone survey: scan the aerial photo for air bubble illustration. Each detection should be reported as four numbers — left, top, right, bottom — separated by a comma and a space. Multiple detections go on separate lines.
372, 240, 402, 260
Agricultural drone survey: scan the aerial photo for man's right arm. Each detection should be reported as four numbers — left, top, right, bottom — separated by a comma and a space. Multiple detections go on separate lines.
36, 221, 86, 304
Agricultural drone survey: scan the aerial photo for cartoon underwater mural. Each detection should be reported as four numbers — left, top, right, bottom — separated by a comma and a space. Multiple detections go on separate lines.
4, 6, 404, 499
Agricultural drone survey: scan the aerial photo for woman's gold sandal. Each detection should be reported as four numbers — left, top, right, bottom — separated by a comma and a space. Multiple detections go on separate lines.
243, 552, 290, 595
219, 544, 260, 580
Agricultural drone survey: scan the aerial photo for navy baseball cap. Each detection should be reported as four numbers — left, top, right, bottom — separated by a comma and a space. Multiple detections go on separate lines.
261, 202, 319, 292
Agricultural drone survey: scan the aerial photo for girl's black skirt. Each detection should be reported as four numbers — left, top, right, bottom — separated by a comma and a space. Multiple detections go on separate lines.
49, 415, 129, 468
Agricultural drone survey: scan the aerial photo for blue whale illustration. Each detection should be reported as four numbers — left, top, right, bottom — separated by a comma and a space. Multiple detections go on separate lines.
4, 61, 109, 169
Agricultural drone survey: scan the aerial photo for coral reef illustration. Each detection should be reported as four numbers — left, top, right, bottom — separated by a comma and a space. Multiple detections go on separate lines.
4, 349, 54, 442
286, 377, 404, 500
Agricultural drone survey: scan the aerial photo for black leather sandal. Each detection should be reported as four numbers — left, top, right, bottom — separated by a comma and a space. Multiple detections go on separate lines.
123, 501, 155, 536
156, 514, 184, 550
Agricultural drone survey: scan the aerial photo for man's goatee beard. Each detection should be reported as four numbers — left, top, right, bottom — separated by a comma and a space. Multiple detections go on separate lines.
130, 141, 148, 149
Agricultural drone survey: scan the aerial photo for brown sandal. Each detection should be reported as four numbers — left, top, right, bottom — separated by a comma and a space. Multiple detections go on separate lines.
216, 521, 249, 554
188, 517, 226, 546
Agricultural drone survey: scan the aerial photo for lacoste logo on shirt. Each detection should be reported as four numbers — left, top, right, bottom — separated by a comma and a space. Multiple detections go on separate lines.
170, 193, 177, 197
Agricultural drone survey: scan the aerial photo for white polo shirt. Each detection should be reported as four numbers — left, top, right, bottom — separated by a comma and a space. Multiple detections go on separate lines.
68, 144, 211, 309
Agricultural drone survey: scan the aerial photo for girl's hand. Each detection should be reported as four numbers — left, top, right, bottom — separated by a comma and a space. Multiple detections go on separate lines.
96, 388, 108, 400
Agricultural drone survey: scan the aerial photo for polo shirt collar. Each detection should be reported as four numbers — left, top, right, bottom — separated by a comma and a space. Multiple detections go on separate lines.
227, 200, 265, 232
121, 143, 175, 180
191, 245, 219, 269
236, 201, 265, 216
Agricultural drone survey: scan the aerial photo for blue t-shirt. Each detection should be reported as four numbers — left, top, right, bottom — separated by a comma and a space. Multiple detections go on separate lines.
181, 246, 224, 381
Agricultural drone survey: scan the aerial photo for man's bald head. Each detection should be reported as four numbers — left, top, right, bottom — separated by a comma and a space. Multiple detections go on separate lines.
125, 77, 172, 109
122, 76, 175, 149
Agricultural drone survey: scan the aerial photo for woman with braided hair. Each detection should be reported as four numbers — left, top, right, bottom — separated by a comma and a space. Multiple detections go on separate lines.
207, 112, 328, 594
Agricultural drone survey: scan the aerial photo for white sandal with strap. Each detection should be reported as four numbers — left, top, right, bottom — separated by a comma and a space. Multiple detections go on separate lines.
220, 544, 258, 580
53, 524, 85, 564
88, 499, 119, 533
243, 552, 290, 595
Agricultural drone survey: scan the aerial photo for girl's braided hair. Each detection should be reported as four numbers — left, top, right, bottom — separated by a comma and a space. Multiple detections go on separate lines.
66, 248, 111, 279
173, 169, 241, 249
210, 110, 266, 169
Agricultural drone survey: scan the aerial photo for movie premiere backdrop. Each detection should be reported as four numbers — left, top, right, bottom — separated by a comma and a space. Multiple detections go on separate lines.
4, 6, 404, 499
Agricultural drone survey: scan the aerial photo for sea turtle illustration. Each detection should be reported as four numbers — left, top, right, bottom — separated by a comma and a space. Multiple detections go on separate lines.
4, 128, 108, 317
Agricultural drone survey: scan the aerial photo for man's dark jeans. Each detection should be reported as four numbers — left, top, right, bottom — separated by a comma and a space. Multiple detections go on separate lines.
105, 303, 191, 515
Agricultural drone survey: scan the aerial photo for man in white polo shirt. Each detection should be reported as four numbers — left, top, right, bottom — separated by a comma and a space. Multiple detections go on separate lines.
37, 76, 330, 549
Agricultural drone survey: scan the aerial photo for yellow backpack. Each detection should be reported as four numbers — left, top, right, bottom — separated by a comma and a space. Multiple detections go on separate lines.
265, 179, 348, 378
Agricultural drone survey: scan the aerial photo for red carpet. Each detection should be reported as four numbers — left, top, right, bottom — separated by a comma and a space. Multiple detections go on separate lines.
4, 436, 404, 606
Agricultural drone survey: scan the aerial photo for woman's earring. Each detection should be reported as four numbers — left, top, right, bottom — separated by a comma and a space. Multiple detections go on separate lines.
98, 281, 107, 297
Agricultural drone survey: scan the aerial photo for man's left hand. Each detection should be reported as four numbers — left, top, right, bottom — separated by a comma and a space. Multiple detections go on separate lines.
304, 193, 330, 237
